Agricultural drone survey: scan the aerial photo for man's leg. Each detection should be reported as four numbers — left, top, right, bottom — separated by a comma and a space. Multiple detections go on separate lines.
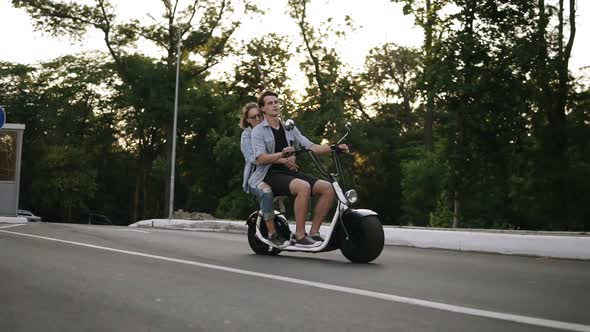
289, 178, 311, 240
309, 180, 335, 236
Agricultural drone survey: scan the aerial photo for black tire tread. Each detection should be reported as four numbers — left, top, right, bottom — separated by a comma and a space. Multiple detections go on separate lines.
247, 214, 282, 256
339, 215, 384, 263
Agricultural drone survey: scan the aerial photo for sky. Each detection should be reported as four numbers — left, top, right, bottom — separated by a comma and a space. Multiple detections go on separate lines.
0, 0, 588, 90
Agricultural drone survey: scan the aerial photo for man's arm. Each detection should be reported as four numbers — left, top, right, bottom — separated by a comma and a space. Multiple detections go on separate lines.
309, 144, 349, 155
293, 126, 348, 155
252, 126, 294, 165
256, 151, 292, 165
309, 144, 331, 155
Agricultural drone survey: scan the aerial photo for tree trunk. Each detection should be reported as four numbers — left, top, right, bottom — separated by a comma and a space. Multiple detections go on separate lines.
132, 152, 155, 222
297, 0, 327, 99
552, 0, 575, 153
551, 0, 576, 228
423, 0, 435, 152
549, 0, 569, 156
142, 163, 149, 220
534, 0, 551, 136
65, 206, 72, 224
141, 155, 156, 220
132, 174, 140, 222
451, 0, 476, 228
163, 125, 173, 218
452, 191, 460, 228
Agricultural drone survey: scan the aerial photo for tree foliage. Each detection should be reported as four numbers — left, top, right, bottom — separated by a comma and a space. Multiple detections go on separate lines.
2, 0, 588, 230
12, 0, 256, 220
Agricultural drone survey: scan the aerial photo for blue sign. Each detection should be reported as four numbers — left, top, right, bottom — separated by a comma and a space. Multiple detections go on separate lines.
0, 106, 5, 128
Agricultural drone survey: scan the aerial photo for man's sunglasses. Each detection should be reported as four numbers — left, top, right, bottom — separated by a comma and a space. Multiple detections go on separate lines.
247, 113, 264, 120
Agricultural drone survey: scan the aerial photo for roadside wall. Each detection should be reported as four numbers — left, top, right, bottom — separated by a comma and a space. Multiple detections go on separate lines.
130, 219, 590, 260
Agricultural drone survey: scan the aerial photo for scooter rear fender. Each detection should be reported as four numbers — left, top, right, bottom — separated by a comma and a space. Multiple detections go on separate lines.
245, 211, 259, 226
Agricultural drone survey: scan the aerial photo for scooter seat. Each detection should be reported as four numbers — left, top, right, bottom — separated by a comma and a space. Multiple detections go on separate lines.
273, 196, 289, 213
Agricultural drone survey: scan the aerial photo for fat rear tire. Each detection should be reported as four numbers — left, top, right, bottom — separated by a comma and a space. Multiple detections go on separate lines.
247, 214, 290, 256
339, 215, 384, 263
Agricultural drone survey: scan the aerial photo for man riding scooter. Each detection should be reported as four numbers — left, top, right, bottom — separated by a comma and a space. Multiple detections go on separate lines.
249, 90, 348, 248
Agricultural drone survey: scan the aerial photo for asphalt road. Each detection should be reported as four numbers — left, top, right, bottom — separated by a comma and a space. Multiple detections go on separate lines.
1, 222, 589, 332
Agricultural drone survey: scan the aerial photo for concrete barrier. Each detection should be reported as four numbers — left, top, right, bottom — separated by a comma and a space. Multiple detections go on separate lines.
130, 219, 590, 260
383, 227, 590, 260
0, 217, 27, 223
131, 219, 247, 233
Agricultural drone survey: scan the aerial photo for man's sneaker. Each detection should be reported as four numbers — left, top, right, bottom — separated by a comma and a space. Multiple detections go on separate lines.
268, 232, 290, 248
309, 232, 325, 242
294, 235, 321, 248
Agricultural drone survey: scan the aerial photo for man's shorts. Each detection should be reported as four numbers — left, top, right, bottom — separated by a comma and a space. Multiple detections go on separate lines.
264, 169, 320, 196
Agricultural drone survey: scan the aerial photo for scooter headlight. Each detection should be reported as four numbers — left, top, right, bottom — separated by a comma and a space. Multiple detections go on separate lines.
345, 189, 358, 204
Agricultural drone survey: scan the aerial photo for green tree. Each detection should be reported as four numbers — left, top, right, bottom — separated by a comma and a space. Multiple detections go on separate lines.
1, 55, 126, 222
392, 0, 449, 151
232, 33, 295, 102
175, 81, 242, 216
524, 0, 578, 229
211, 33, 297, 219
13, 0, 255, 221
287, 0, 360, 140
363, 43, 423, 133
355, 44, 425, 225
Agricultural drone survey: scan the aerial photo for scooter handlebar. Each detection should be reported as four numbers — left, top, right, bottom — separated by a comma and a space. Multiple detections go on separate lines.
281, 147, 308, 158
330, 144, 353, 156
285, 145, 350, 156
330, 144, 346, 152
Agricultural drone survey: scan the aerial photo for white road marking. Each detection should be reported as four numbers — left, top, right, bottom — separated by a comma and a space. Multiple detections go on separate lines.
1, 229, 589, 332
118, 229, 152, 234
0, 224, 26, 229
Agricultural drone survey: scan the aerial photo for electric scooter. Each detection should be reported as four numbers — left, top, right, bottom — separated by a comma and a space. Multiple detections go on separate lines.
245, 120, 385, 263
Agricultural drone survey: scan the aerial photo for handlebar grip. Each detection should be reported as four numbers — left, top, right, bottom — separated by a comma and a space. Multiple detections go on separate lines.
331, 144, 345, 152
330, 144, 352, 155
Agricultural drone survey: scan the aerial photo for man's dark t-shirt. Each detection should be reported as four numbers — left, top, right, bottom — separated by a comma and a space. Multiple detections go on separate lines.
262, 122, 319, 196
269, 124, 291, 172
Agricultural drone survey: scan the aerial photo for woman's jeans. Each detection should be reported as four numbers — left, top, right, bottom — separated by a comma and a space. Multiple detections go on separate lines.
249, 185, 274, 222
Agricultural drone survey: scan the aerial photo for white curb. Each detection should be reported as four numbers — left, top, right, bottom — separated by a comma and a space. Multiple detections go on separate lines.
130, 219, 590, 260
383, 227, 590, 260
0, 217, 28, 224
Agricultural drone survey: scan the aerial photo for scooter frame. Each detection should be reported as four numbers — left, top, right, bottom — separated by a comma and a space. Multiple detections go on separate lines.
250, 121, 376, 253
253, 194, 351, 253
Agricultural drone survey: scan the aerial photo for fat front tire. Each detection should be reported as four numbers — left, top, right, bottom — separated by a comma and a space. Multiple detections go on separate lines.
247, 215, 282, 256
339, 215, 384, 263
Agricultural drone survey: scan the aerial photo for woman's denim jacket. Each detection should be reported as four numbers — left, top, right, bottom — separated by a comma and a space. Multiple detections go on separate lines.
241, 127, 256, 193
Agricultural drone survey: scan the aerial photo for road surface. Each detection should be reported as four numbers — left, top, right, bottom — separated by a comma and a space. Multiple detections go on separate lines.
1, 223, 589, 331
